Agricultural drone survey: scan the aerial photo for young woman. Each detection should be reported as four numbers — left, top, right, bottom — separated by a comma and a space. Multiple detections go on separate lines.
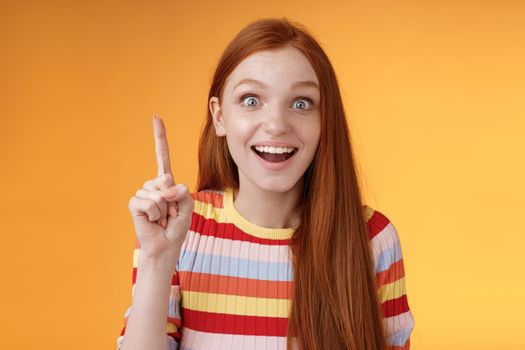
119, 18, 415, 350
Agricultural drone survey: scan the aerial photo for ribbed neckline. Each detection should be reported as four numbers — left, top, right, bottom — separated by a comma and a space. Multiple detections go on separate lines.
223, 187, 296, 240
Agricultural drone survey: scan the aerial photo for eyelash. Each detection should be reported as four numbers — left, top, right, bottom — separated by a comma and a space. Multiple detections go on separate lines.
239, 94, 314, 110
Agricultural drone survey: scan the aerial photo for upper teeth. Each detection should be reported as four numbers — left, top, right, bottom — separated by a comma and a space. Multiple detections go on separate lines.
254, 146, 295, 154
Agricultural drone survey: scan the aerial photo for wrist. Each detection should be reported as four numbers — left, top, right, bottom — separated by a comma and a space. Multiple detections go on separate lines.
137, 250, 178, 274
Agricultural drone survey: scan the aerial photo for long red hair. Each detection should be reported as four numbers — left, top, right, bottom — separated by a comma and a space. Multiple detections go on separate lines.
196, 18, 387, 350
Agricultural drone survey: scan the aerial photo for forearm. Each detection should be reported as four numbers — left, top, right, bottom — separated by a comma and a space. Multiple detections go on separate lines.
120, 255, 177, 350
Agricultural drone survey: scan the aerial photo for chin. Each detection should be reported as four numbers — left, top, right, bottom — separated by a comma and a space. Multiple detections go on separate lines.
253, 176, 303, 194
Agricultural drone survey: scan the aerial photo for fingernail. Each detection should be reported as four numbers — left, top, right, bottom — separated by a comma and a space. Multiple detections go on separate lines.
161, 217, 167, 228
169, 206, 178, 217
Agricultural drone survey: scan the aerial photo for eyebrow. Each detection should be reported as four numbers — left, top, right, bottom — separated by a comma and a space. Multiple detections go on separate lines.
233, 78, 319, 91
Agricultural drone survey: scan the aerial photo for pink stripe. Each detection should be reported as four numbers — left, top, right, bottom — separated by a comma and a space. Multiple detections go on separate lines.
182, 231, 292, 264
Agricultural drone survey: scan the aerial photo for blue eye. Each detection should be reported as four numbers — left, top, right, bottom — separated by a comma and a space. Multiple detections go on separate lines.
293, 98, 313, 110
239, 94, 314, 110
240, 95, 259, 107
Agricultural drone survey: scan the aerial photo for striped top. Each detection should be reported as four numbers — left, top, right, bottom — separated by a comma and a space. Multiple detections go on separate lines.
117, 187, 415, 350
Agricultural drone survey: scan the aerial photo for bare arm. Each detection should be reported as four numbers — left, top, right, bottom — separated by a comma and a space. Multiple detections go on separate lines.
120, 115, 193, 349
120, 254, 178, 350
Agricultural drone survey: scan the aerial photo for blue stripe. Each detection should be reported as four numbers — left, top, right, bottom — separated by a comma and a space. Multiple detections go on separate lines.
167, 337, 178, 350
388, 327, 412, 347
375, 240, 402, 273
178, 249, 293, 282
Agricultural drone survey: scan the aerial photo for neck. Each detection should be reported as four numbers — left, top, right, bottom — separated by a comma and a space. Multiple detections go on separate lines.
232, 178, 303, 229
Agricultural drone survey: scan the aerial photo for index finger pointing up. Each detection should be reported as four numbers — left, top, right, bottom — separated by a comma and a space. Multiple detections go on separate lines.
153, 114, 173, 177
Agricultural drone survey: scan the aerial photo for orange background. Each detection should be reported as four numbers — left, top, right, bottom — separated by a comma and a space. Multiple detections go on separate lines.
1, 1, 524, 349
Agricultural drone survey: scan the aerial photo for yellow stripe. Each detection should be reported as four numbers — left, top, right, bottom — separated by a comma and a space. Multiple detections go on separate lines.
363, 205, 375, 221
193, 197, 229, 225
222, 188, 295, 239
167, 322, 178, 333
132, 248, 140, 268
378, 276, 407, 303
193, 189, 295, 240
181, 290, 291, 318
194, 192, 372, 240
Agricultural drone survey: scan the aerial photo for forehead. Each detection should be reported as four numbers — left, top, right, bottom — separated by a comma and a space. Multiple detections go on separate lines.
225, 46, 319, 89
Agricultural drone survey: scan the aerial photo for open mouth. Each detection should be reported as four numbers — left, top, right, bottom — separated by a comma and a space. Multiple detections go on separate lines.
251, 146, 298, 163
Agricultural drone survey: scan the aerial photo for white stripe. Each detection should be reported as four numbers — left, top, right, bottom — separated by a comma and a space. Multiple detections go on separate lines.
382, 310, 415, 339
370, 222, 400, 261
180, 327, 287, 350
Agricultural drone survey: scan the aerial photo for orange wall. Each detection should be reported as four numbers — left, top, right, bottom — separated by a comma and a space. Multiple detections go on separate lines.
1, 1, 524, 349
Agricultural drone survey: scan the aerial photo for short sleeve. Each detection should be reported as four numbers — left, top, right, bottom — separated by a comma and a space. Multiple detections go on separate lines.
366, 207, 415, 350
116, 239, 183, 350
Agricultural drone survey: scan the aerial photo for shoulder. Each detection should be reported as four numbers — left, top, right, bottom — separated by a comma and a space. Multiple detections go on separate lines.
363, 205, 406, 271
365, 205, 415, 344
363, 204, 401, 242
190, 188, 224, 208
190, 188, 224, 203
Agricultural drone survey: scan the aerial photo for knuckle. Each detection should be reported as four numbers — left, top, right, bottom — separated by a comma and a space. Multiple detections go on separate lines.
144, 202, 159, 219
153, 192, 164, 203
143, 182, 154, 191
159, 173, 173, 186
145, 200, 155, 212
157, 148, 168, 157
128, 197, 140, 212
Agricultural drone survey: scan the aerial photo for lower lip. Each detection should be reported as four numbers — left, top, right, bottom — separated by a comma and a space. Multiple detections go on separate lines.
252, 148, 297, 171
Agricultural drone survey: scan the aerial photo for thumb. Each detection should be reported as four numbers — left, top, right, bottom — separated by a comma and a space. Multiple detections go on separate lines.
162, 184, 194, 242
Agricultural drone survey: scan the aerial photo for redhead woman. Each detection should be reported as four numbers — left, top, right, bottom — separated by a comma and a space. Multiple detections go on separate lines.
118, 18, 415, 350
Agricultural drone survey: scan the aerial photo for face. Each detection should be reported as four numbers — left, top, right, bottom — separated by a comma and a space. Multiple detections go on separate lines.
209, 45, 321, 194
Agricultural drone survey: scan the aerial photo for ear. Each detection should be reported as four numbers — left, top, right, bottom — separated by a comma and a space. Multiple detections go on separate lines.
209, 96, 226, 137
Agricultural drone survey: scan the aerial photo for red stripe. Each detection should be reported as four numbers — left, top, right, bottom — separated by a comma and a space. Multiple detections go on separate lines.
178, 270, 293, 299
190, 211, 291, 245
167, 331, 181, 341
376, 259, 405, 288
181, 308, 289, 336
366, 209, 391, 240
381, 294, 410, 318
192, 190, 225, 208
391, 338, 410, 350
168, 317, 182, 328
132, 267, 179, 286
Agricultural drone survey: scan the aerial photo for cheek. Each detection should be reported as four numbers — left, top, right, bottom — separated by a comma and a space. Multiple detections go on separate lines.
299, 119, 321, 144
224, 123, 253, 155
225, 118, 256, 141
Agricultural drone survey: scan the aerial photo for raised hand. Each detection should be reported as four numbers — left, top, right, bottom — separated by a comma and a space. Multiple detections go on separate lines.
127, 114, 194, 263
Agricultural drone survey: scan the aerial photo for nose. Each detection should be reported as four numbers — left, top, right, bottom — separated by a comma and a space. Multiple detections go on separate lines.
261, 106, 292, 135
